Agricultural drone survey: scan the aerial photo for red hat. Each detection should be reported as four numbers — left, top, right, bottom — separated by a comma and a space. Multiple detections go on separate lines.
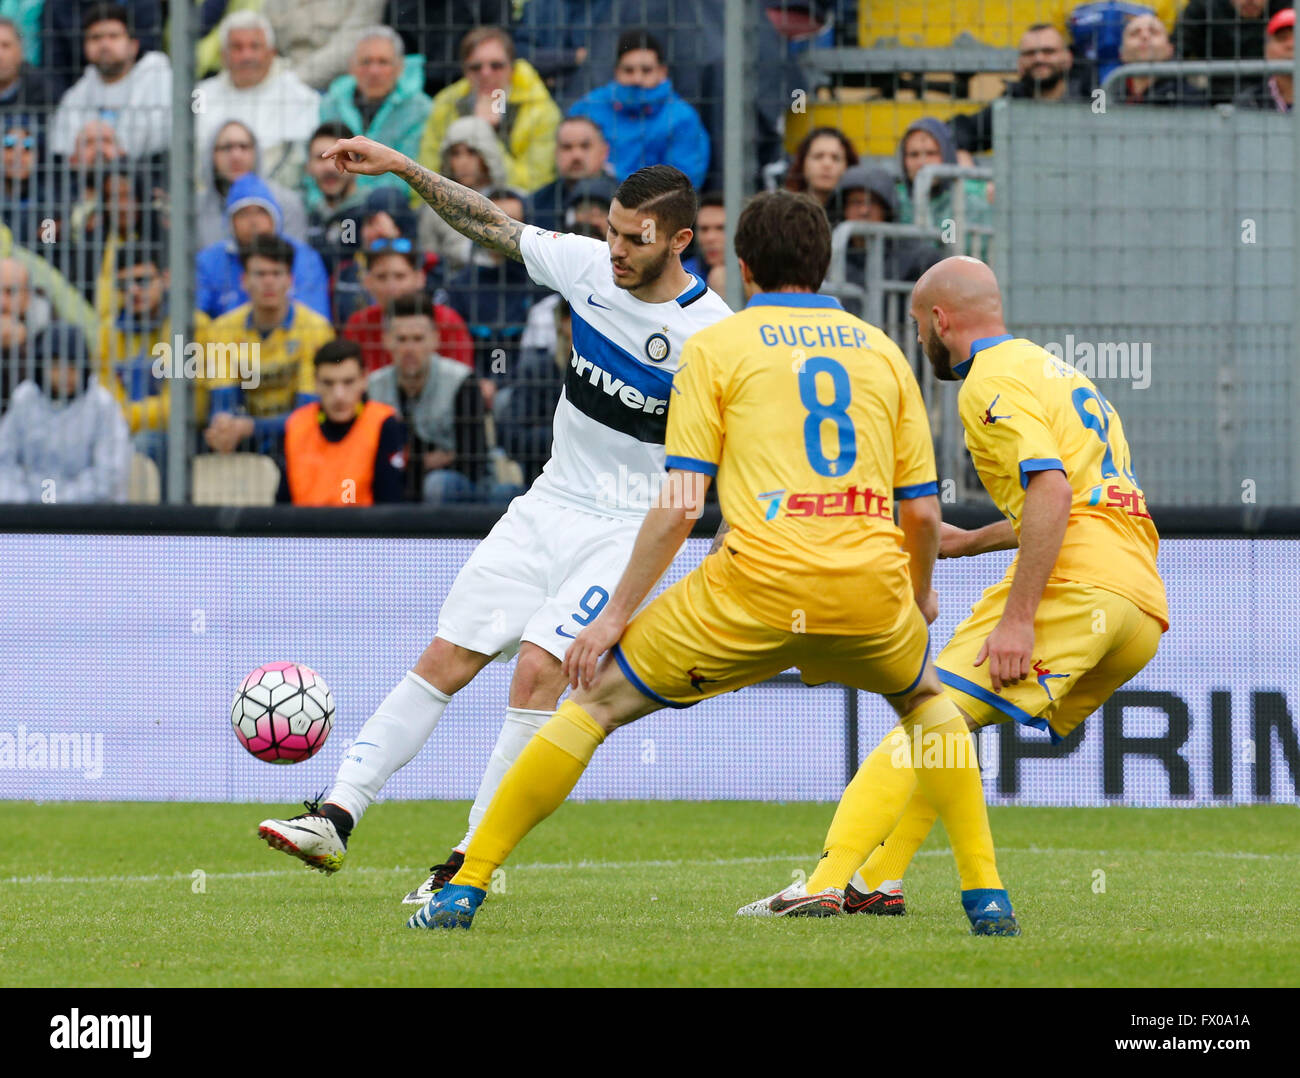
1267, 8, 1295, 36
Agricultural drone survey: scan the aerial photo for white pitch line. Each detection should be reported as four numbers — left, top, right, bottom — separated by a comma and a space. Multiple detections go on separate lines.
0, 845, 1293, 887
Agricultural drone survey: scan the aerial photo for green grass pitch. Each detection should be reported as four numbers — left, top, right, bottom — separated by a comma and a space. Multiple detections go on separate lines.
3, 802, 1296, 987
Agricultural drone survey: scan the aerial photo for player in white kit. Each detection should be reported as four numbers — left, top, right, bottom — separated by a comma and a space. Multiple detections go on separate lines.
256, 135, 731, 899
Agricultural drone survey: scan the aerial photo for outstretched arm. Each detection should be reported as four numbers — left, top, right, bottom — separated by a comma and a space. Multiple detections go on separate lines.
321, 135, 525, 263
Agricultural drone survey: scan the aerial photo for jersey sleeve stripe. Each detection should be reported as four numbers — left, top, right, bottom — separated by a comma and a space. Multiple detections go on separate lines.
613, 644, 694, 709
665, 455, 718, 476
937, 669, 1064, 743
1018, 457, 1066, 489
894, 480, 939, 500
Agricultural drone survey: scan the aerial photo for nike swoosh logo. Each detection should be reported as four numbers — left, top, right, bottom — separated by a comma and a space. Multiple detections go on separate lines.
587, 293, 612, 310
555, 625, 576, 639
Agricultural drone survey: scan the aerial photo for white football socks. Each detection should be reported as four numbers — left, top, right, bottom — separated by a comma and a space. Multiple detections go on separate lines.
327, 671, 451, 826
456, 706, 551, 851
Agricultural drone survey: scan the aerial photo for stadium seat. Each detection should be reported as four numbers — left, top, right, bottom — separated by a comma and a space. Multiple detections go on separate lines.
786, 100, 988, 158
859, 1, 1070, 49
127, 453, 161, 505
191, 454, 281, 506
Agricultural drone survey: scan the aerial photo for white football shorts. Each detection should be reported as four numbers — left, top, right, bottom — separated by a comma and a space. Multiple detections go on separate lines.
435, 493, 645, 662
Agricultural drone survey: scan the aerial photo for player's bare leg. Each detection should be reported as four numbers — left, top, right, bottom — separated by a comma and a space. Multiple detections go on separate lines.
258, 638, 495, 873
407, 654, 657, 928
403, 642, 572, 902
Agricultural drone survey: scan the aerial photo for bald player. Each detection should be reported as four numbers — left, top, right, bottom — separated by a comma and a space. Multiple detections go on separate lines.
832, 256, 1169, 915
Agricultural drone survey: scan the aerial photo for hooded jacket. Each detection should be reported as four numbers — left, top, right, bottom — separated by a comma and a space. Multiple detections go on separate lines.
570, 77, 711, 189
194, 173, 330, 319
417, 58, 561, 193
318, 54, 433, 201
196, 120, 308, 249
417, 116, 510, 277
48, 50, 172, 159
833, 165, 944, 287
0, 324, 130, 504
895, 117, 992, 260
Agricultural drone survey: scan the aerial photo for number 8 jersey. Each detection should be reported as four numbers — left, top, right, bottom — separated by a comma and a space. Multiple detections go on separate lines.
953, 334, 1169, 630
665, 292, 940, 636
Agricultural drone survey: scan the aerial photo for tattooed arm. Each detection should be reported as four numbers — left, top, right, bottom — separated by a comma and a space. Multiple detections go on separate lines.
708, 519, 731, 555
321, 135, 525, 262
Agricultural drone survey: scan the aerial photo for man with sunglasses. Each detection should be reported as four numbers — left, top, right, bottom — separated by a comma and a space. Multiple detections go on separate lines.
256, 133, 730, 902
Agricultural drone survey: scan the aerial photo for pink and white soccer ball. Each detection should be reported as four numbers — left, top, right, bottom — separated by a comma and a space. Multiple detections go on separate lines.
231, 662, 335, 764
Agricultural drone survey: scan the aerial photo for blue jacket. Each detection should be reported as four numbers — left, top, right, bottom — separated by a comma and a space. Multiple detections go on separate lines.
569, 79, 710, 189
195, 173, 331, 319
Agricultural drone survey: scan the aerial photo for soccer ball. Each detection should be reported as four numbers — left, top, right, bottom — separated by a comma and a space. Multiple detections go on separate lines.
231, 662, 334, 764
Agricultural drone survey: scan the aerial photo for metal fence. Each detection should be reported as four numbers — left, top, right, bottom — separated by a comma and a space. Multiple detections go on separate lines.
1, 2, 1298, 509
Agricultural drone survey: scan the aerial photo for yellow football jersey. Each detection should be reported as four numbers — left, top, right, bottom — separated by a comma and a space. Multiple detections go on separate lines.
955, 335, 1169, 629
666, 292, 938, 635
196, 302, 334, 420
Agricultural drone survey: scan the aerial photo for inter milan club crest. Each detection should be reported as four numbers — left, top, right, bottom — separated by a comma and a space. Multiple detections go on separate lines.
645, 331, 670, 362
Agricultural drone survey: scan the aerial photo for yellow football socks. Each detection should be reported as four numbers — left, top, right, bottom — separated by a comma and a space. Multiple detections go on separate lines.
455, 701, 606, 890
856, 788, 938, 891
806, 692, 1001, 895
805, 724, 916, 894
903, 694, 1002, 892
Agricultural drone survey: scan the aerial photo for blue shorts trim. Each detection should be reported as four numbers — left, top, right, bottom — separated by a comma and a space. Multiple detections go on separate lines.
612, 644, 694, 709
885, 627, 931, 697
937, 668, 1063, 743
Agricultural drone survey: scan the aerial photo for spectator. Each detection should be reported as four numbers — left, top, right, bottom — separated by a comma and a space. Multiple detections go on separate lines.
342, 242, 473, 372
1234, 7, 1295, 110
783, 126, 857, 211
896, 118, 993, 260
302, 121, 366, 273
194, 10, 321, 189
569, 29, 711, 189
1, 120, 52, 245
499, 296, 569, 486
199, 233, 334, 454
41, 1, 163, 96
416, 115, 506, 277
333, 185, 429, 322
416, 25, 561, 194
0, 254, 50, 400
443, 187, 544, 409
318, 25, 431, 194
0, 223, 97, 350
529, 115, 612, 233
0, 16, 60, 118
366, 292, 490, 503
952, 24, 1082, 162
71, 162, 164, 317
1175, 0, 1291, 104
197, 118, 308, 250
49, 3, 171, 160
685, 191, 725, 282
261, 0, 388, 93
385, 0, 512, 95
195, 172, 330, 319
830, 165, 944, 290
562, 175, 615, 235
279, 338, 406, 505
1116, 13, 1211, 105
0, 322, 130, 503
98, 243, 210, 442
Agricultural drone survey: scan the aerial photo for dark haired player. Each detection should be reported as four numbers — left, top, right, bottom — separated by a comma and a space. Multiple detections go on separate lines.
410, 191, 1014, 934
255, 136, 731, 898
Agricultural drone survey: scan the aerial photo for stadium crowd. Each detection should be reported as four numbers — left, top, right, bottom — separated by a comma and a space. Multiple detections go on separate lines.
0, 1, 1292, 504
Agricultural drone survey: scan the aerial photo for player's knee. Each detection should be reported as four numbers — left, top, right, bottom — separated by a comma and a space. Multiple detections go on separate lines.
414, 636, 492, 696
509, 644, 566, 709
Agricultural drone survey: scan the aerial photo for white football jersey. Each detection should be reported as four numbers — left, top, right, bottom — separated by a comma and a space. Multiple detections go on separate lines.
519, 226, 732, 517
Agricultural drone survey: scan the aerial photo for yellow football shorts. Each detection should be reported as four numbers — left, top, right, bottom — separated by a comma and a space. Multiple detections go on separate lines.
936, 576, 1164, 741
612, 553, 931, 707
